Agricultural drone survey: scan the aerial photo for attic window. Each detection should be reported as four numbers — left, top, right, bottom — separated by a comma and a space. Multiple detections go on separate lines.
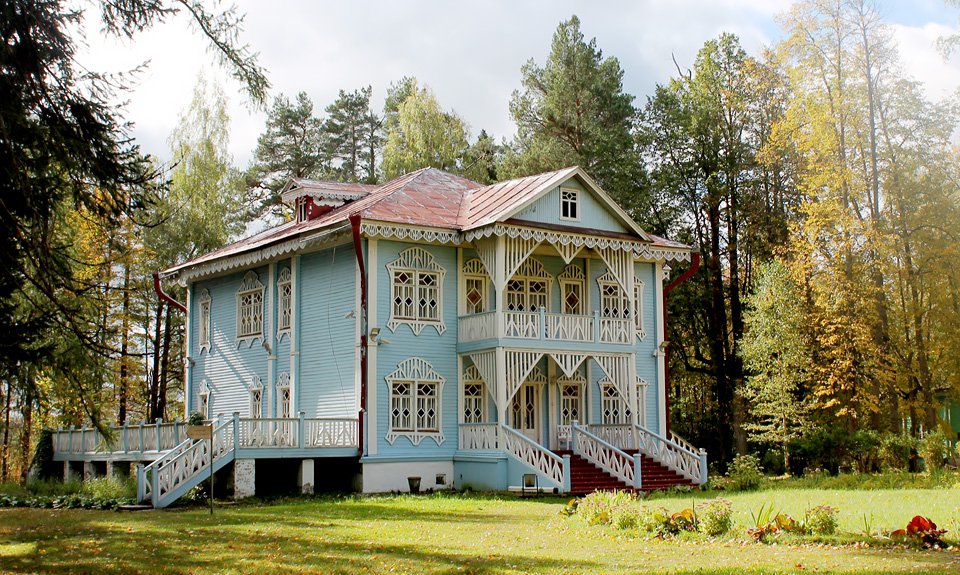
297, 198, 309, 222
560, 188, 579, 221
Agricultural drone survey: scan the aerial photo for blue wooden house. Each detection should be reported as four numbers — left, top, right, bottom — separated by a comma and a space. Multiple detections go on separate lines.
52, 166, 706, 506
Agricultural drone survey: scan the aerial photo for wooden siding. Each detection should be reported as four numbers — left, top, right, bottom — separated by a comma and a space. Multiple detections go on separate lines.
375, 240, 459, 457
298, 245, 358, 418
189, 267, 270, 419
513, 179, 628, 234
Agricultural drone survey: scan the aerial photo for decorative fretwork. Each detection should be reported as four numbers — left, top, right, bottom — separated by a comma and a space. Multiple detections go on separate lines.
385, 358, 446, 446
594, 354, 633, 403
276, 372, 291, 418
548, 352, 589, 378
463, 258, 488, 314
506, 258, 551, 312
560, 187, 579, 220
277, 267, 292, 339
359, 222, 460, 245
236, 271, 264, 344
558, 265, 585, 315
550, 238, 583, 264
471, 236, 498, 286
505, 351, 545, 405
463, 366, 485, 423
596, 246, 633, 293
467, 351, 498, 408
197, 289, 211, 353
248, 376, 263, 419
504, 235, 541, 282
197, 381, 211, 419
634, 278, 646, 340
387, 247, 446, 335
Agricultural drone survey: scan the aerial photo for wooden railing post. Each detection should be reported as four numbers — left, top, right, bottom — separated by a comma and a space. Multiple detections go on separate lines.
538, 307, 546, 340
155, 419, 163, 452
593, 310, 601, 343
562, 454, 571, 494
138, 423, 144, 454
136, 464, 145, 502
79, 426, 86, 455
570, 420, 579, 453
633, 454, 643, 489
699, 449, 708, 484
232, 412, 240, 451
122, 421, 129, 454
298, 412, 306, 448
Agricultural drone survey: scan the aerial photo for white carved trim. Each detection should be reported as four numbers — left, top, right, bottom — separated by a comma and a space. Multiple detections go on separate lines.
505, 235, 541, 282
384, 358, 446, 446
197, 288, 211, 353
504, 350, 545, 405
597, 246, 632, 293
360, 222, 460, 245
248, 375, 263, 418
386, 247, 446, 336
236, 271, 265, 347
277, 267, 292, 340
467, 351, 498, 409
172, 224, 351, 285
551, 237, 583, 263
548, 352, 590, 378
276, 371, 291, 418
462, 365, 487, 424
634, 278, 646, 341
594, 355, 633, 405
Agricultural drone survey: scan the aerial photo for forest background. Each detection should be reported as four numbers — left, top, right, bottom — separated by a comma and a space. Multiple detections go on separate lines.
1, 0, 959, 481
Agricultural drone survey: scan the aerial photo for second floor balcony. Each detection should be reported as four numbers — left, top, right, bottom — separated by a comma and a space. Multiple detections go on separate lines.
458, 309, 632, 346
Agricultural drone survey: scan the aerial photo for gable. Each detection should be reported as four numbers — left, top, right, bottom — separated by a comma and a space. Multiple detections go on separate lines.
511, 178, 628, 234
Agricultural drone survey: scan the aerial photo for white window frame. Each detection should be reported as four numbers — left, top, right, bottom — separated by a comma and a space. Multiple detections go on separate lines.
236, 271, 265, 344
558, 374, 585, 425
387, 247, 446, 335
276, 372, 292, 418
597, 271, 631, 320
506, 258, 551, 312
634, 278, 646, 340
197, 381, 211, 420
558, 265, 585, 315
462, 365, 486, 423
249, 375, 263, 419
559, 187, 580, 221
197, 288, 212, 353
277, 267, 292, 340
385, 358, 445, 446
462, 259, 489, 315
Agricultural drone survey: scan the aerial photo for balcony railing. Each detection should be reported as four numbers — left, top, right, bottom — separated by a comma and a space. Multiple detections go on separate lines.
458, 309, 632, 345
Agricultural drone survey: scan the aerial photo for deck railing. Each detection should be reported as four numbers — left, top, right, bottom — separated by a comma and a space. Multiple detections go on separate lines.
458, 309, 632, 345
54, 420, 187, 458
501, 425, 569, 492
459, 423, 501, 450
54, 414, 359, 459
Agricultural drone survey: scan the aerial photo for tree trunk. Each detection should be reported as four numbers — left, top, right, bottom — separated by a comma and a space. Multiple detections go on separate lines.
118, 255, 132, 424
149, 301, 164, 422
19, 370, 33, 482
1, 377, 11, 482
158, 304, 173, 421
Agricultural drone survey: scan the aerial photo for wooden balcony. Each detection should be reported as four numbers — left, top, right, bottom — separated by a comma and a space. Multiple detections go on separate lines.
458, 310, 632, 345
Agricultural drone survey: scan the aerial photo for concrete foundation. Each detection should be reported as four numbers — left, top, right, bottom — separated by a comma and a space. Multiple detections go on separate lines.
233, 459, 256, 499
298, 459, 315, 494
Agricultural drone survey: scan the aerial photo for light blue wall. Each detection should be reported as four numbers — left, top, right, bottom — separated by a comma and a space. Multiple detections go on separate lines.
298, 245, 358, 418
512, 179, 628, 234
189, 266, 270, 419
375, 240, 460, 457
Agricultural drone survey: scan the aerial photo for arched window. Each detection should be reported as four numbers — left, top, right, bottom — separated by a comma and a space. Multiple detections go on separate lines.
236, 271, 264, 343
634, 278, 646, 340
276, 372, 291, 418
385, 358, 446, 446
462, 365, 486, 423
387, 247, 446, 335
506, 258, 551, 312
277, 267, 292, 339
248, 375, 263, 419
197, 381, 211, 419
597, 271, 630, 320
197, 288, 212, 353
462, 259, 488, 315
558, 265, 585, 315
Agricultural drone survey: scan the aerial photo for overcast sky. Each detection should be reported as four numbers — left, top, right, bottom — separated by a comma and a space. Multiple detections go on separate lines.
75, 0, 960, 168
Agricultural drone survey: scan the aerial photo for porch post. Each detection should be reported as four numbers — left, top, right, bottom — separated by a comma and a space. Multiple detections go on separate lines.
562, 454, 571, 494
633, 453, 643, 489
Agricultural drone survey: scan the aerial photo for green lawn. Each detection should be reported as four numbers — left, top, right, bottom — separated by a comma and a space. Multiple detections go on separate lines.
1, 489, 959, 575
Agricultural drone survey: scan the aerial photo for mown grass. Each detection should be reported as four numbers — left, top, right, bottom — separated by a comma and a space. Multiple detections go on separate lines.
0, 488, 958, 575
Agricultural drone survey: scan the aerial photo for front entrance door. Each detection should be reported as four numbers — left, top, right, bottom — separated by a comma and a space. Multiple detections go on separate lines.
510, 382, 541, 441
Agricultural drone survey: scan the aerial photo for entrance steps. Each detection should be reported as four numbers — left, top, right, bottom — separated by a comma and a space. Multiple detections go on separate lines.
555, 450, 695, 494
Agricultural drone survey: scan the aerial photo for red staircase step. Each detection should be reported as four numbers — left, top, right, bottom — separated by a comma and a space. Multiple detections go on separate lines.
556, 450, 695, 495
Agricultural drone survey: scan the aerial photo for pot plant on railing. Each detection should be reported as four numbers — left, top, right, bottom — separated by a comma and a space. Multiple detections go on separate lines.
186, 412, 212, 441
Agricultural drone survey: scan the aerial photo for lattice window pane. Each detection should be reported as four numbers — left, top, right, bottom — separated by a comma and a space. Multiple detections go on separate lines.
465, 277, 485, 314
278, 269, 292, 334
416, 381, 438, 431
391, 381, 413, 431
237, 273, 264, 339
560, 188, 579, 220
198, 394, 209, 419
600, 281, 629, 319
250, 389, 262, 418
418, 272, 440, 321
199, 298, 211, 350
560, 383, 581, 424
463, 382, 484, 423
278, 387, 292, 418
506, 279, 525, 311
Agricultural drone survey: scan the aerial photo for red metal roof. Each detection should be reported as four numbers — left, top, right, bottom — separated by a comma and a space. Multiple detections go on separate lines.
164, 167, 691, 276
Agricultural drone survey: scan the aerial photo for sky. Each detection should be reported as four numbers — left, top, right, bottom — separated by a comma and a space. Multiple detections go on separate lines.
75, 0, 960, 168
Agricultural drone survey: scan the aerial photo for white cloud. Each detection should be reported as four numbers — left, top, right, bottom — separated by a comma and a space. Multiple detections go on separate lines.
890, 22, 960, 103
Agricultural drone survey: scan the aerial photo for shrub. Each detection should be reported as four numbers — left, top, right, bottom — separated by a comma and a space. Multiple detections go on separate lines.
805, 505, 839, 535
725, 454, 764, 491
696, 498, 733, 536
848, 430, 881, 473
81, 476, 135, 500
879, 433, 918, 471
25, 478, 82, 496
637, 505, 672, 535
918, 431, 949, 472
575, 490, 639, 526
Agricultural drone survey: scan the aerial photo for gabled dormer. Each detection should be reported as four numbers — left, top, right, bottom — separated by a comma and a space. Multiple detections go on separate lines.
280, 178, 378, 223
